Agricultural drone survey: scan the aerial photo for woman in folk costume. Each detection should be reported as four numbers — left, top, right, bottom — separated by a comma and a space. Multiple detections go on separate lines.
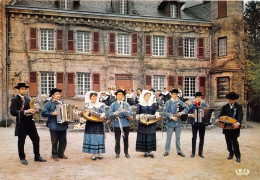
136, 90, 160, 158
82, 91, 106, 160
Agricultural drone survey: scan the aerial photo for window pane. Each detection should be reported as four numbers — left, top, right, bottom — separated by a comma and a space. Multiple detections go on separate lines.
219, 38, 227, 56
117, 34, 129, 55
184, 77, 196, 97
184, 38, 195, 58
153, 36, 165, 56
41, 72, 55, 95
153, 76, 165, 91
77, 73, 91, 95
77, 32, 91, 53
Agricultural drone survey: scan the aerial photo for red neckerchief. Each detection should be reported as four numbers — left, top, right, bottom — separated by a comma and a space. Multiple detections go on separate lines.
195, 101, 201, 108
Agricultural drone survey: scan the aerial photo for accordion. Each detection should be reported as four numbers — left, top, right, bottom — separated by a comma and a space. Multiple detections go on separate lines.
56, 104, 73, 124
194, 107, 214, 125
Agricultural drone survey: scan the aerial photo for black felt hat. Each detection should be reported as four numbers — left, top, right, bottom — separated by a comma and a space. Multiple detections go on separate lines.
49, 88, 62, 97
115, 89, 126, 96
170, 88, 179, 94
194, 92, 203, 97
226, 92, 239, 100
150, 88, 155, 92
14, 83, 29, 89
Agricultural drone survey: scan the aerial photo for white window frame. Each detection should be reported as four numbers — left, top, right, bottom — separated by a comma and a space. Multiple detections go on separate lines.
77, 73, 91, 96
117, 34, 130, 55
184, 38, 196, 58
119, 0, 127, 14
170, 4, 179, 18
219, 37, 227, 56
76, 31, 91, 53
153, 75, 165, 91
40, 72, 55, 95
152, 36, 165, 56
40, 29, 55, 51
60, 0, 71, 10
184, 77, 196, 98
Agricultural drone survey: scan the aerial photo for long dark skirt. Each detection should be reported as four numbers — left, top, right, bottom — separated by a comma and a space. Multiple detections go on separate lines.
82, 133, 105, 154
136, 132, 156, 152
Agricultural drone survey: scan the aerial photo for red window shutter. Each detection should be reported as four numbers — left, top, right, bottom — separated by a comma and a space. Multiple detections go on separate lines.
56, 72, 64, 96
168, 75, 175, 91
132, 33, 138, 55
218, 1, 227, 18
29, 28, 37, 51
177, 76, 183, 89
67, 30, 74, 52
56, 30, 63, 51
145, 75, 152, 90
167, 36, 174, 56
56, 0, 61, 9
29, 72, 38, 96
92, 73, 100, 91
199, 77, 206, 99
197, 38, 204, 58
109, 33, 116, 54
93, 32, 100, 54
67, 73, 75, 97
145, 35, 151, 56
178, 37, 183, 57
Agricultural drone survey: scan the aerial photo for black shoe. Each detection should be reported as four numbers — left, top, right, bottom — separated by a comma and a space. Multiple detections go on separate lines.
236, 158, 241, 163
115, 154, 120, 158
149, 154, 154, 158
191, 154, 195, 158
125, 154, 130, 158
199, 154, 204, 158
91, 156, 96, 161
20, 159, 28, 165
34, 157, 47, 162
178, 153, 186, 157
144, 153, 148, 157
163, 152, 169, 156
227, 154, 233, 160
98, 155, 103, 160
59, 155, 68, 159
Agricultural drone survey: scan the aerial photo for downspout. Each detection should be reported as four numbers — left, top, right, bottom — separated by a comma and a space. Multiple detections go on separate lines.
5, 8, 9, 127
209, 34, 212, 107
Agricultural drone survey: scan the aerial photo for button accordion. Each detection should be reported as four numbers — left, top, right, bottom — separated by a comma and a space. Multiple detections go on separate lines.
194, 107, 214, 125
56, 104, 73, 124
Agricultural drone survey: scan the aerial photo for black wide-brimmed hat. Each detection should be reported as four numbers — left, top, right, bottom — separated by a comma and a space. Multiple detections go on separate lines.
14, 83, 29, 89
115, 89, 126, 96
226, 92, 239, 100
49, 88, 62, 97
170, 88, 179, 94
195, 92, 203, 97
150, 88, 155, 92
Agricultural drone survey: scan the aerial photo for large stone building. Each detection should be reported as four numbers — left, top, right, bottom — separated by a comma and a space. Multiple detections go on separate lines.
1, 0, 246, 120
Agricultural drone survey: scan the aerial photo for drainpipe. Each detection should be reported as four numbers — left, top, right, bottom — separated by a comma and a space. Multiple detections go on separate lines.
209, 34, 212, 107
5, 9, 9, 127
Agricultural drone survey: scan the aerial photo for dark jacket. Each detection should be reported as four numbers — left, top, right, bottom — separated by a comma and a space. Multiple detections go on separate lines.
188, 102, 208, 126
219, 102, 243, 137
41, 101, 68, 132
10, 95, 37, 136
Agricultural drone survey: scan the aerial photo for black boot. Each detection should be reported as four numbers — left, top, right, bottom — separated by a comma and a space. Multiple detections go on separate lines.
227, 153, 233, 160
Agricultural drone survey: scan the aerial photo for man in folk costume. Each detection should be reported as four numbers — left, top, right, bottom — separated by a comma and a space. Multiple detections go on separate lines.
10, 83, 46, 165
42, 88, 68, 161
162, 88, 171, 103
188, 92, 208, 158
135, 88, 142, 104
82, 91, 106, 160
163, 89, 188, 157
109, 89, 133, 158
216, 92, 243, 163
135, 90, 160, 158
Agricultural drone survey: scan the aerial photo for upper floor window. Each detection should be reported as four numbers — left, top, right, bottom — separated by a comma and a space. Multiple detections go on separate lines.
77, 31, 91, 53
153, 76, 165, 91
218, 1, 227, 18
40, 72, 55, 95
60, 0, 71, 10
218, 37, 227, 56
40, 29, 54, 51
119, 0, 128, 14
77, 73, 91, 96
117, 34, 130, 55
184, 38, 195, 58
153, 36, 165, 56
170, 4, 179, 18
184, 77, 195, 97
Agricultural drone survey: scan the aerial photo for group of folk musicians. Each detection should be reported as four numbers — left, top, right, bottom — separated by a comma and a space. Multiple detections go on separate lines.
10, 82, 243, 165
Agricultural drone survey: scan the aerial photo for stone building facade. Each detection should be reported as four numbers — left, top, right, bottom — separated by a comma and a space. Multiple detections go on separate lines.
1, 0, 246, 120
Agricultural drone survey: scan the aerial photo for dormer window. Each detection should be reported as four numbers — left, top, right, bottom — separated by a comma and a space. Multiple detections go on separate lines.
119, 0, 128, 14
60, 0, 71, 10
170, 4, 179, 18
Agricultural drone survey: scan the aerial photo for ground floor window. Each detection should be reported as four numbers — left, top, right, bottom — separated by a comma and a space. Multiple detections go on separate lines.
40, 72, 55, 95
184, 77, 196, 97
77, 73, 91, 96
153, 76, 165, 91
217, 77, 230, 99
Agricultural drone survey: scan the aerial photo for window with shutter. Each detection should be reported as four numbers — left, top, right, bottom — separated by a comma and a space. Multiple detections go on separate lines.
132, 33, 138, 55
178, 37, 183, 57
197, 38, 204, 58
93, 32, 100, 54
67, 30, 74, 52
145, 75, 152, 90
56, 30, 63, 51
29, 72, 38, 96
168, 75, 175, 91
178, 76, 183, 88
109, 33, 116, 54
92, 73, 100, 92
67, 73, 75, 97
30, 28, 37, 51
56, 72, 64, 96
199, 76, 206, 99
145, 35, 151, 55
218, 1, 227, 18
167, 36, 174, 56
